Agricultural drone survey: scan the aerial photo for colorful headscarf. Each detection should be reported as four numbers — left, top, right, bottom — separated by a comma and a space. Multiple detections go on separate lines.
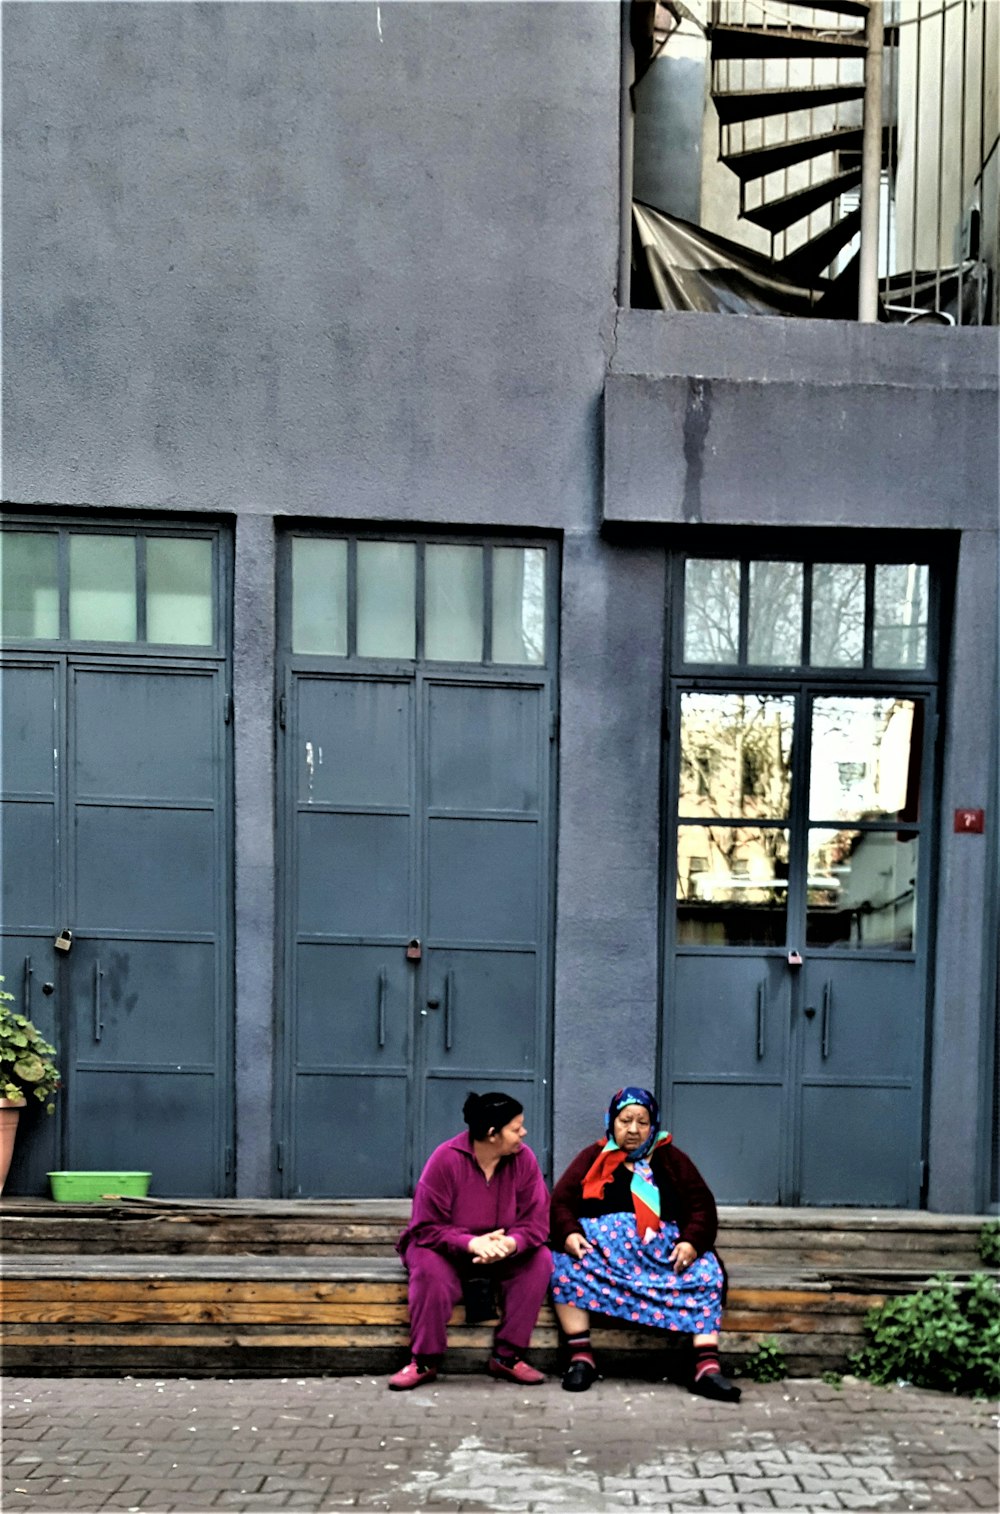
581, 1086, 672, 1240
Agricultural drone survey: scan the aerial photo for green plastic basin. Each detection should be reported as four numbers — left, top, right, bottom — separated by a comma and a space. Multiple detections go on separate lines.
48, 1171, 152, 1202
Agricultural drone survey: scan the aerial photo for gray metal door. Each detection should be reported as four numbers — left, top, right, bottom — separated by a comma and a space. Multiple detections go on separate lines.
279, 534, 555, 1197
666, 684, 933, 1206
1, 522, 232, 1196
664, 554, 937, 1206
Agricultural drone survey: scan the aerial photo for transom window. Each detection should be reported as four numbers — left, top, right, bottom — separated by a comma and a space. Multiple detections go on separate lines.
682, 558, 930, 671
290, 536, 547, 666
0, 526, 217, 648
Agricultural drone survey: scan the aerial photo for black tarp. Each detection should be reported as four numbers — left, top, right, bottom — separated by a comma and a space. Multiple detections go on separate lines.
631, 200, 991, 324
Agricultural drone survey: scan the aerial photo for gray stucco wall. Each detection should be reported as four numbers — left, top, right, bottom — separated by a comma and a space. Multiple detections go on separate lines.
2, 1, 620, 528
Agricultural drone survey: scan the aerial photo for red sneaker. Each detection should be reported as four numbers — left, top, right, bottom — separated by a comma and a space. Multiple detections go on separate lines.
488, 1355, 546, 1385
387, 1360, 438, 1391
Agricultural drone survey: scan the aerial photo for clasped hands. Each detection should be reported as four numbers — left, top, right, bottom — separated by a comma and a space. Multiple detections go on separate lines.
468, 1228, 518, 1264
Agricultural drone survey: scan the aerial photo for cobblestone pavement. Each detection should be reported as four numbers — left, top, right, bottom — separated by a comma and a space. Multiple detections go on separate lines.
2, 1374, 997, 1514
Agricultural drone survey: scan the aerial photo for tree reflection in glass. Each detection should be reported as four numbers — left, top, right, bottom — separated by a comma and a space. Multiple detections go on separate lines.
809, 698, 920, 823
680, 693, 795, 820
747, 561, 802, 665
811, 563, 865, 666
683, 559, 740, 663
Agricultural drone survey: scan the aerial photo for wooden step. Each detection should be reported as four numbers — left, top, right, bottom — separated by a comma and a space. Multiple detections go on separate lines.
711, 23, 866, 61
1, 1200, 987, 1271
0, 1252, 927, 1380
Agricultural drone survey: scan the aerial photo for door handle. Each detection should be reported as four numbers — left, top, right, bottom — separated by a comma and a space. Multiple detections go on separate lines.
444, 971, 454, 1052
803, 1005, 817, 1019
376, 968, 387, 1049
93, 959, 104, 1043
755, 981, 766, 1060
23, 955, 32, 1016
821, 981, 832, 1059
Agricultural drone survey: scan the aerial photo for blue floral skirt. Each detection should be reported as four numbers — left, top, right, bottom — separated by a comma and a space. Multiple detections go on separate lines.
550, 1214, 724, 1334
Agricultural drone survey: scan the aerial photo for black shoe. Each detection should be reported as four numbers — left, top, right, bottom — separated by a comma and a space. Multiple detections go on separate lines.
689, 1370, 741, 1403
562, 1356, 599, 1393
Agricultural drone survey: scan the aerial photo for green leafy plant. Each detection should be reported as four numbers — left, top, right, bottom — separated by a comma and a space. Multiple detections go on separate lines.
742, 1338, 788, 1383
0, 977, 61, 1111
850, 1272, 1000, 1398
978, 1221, 1000, 1269
820, 1370, 843, 1389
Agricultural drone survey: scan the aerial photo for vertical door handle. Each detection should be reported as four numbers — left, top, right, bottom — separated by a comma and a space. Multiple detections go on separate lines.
444, 971, 454, 1053
821, 981, 832, 1059
93, 959, 104, 1043
376, 968, 387, 1049
23, 955, 33, 1016
755, 981, 766, 1060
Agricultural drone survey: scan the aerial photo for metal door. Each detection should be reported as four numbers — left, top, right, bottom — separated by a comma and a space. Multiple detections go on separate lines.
666, 684, 933, 1205
278, 534, 555, 1197
1, 522, 232, 1196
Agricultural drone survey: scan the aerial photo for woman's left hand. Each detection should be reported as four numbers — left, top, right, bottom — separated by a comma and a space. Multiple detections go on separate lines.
668, 1240, 697, 1274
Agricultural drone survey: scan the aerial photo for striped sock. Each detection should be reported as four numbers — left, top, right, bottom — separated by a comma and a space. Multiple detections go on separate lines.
692, 1343, 721, 1382
566, 1332, 595, 1366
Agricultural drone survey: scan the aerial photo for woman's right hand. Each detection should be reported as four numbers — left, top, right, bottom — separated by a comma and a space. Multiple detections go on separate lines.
564, 1232, 594, 1260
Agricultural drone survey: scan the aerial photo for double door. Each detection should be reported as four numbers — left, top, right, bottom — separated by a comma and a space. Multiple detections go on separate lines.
279, 669, 554, 1195
1, 656, 232, 1195
664, 683, 934, 1206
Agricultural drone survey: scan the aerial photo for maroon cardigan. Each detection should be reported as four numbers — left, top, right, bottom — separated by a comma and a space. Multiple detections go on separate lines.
550, 1140, 720, 1257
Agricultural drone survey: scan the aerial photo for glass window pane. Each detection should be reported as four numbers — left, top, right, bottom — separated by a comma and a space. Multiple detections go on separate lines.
425, 545, 483, 662
683, 559, 740, 663
873, 564, 928, 668
146, 538, 213, 646
810, 563, 864, 666
357, 541, 415, 659
747, 561, 802, 665
291, 538, 347, 655
809, 697, 921, 823
677, 825, 789, 946
679, 692, 795, 820
69, 535, 137, 642
492, 547, 545, 664
0, 532, 59, 639
807, 829, 918, 950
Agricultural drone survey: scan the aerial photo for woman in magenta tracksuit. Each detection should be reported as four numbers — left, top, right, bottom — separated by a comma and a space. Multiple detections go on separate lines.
389, 1091, 551, 1390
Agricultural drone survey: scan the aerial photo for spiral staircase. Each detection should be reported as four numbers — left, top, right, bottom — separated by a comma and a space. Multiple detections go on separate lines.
707, 0, 889, 284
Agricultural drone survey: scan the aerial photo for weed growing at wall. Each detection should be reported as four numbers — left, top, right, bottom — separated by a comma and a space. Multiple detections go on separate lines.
742, 1338, 788, 1383
978, 1220, 1000, 1268
850, 1272, 1000, 1397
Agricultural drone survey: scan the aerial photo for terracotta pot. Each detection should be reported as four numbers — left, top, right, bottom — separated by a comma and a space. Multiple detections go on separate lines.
0, 1097, 27, 1194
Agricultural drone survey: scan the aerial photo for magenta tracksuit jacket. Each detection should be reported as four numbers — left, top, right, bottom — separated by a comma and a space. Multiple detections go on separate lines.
397, 1130, 550, 1260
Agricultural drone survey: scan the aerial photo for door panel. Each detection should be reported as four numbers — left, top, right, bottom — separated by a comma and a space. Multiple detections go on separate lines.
797, 957, 921, 1204
799, 1087, 914, 1205
671, 1082, 784, 1203
1, 662, 61, 1192
66, 664, 229, 1195
296, 812, 411, 937
284, 672, 551, 1195
671, 955, 787, 1201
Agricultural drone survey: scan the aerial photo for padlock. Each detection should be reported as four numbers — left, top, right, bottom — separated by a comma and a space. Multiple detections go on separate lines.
54, 929, 73, 953
406, 938, 422, 962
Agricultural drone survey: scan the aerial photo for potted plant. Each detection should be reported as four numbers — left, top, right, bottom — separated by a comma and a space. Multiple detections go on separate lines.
0, 975, 61, 1193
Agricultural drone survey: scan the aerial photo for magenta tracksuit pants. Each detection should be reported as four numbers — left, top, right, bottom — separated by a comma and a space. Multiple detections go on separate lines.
403, 1242, 553, 1358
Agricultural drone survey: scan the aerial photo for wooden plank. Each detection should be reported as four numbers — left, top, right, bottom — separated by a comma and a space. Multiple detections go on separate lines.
1, 1279, 405, 1303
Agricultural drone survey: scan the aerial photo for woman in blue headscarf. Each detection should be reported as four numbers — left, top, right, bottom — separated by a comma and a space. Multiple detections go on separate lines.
549, 1086, 739, 1399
